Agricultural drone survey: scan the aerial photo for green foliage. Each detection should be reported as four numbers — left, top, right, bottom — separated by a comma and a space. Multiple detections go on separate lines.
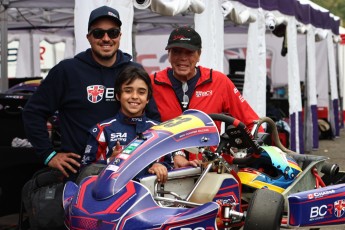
311, 0, 345, 26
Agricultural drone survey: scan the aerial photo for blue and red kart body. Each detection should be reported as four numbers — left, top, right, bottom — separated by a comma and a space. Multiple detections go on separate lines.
289, 184, 345, 227
63, 110, 222, 229
64, 179, 219, 229
63, 109, 345, 229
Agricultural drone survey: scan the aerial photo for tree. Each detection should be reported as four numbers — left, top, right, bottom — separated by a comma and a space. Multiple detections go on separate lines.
311, 0, 345, 26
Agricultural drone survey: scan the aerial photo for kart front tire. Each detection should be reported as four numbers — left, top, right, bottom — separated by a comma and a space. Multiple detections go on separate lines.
243, 189, 284, 230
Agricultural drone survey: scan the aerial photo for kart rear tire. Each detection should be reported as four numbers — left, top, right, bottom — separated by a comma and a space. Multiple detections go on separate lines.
243, 189, 284, 230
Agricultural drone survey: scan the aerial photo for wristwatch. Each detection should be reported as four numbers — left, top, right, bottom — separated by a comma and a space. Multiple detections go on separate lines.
172, 150, 186, 158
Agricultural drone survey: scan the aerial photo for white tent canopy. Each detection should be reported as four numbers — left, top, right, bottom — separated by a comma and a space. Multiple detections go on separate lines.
218, 0, 342, 153
0, 0, 343, 154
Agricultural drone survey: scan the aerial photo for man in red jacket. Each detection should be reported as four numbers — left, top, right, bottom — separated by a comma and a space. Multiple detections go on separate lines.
150, 26, 262, 168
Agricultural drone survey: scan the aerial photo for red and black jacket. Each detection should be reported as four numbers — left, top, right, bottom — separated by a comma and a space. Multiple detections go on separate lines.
151, 66, 261, 132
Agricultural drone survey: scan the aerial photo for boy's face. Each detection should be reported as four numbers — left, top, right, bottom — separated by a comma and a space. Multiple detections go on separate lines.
117, 78, 149, 117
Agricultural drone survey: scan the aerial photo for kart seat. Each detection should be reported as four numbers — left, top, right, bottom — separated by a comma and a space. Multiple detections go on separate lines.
139, 167, 201, 199
187, 172, 236, 204
289, 154, 328, 170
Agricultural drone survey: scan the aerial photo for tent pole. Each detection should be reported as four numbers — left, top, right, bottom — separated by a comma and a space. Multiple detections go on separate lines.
304, 34, 311, 153
336, 42, 344, 128
30, 30, 34, 77
132, 23, 137, 62
0, 0, 8, 92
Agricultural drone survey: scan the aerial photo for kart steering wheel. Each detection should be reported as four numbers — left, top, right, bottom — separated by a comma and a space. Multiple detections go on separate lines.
208, 113, 262, 164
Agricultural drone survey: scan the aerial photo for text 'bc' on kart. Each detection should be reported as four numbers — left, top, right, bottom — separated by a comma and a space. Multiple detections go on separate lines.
63, 109, 345, 230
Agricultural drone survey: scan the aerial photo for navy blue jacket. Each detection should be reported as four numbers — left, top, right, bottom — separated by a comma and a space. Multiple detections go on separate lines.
22, 49, 160, 163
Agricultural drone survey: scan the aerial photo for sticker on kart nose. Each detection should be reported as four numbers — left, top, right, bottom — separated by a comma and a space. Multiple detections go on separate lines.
151, 114, 205, 134
122, 139, 143, 154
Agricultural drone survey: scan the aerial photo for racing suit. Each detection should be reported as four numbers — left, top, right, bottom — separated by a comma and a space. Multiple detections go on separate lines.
82, 111, 172, 177
23, 48, 160, 165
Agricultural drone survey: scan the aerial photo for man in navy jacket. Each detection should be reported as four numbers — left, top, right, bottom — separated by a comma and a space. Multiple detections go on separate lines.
22, 6, 160, 178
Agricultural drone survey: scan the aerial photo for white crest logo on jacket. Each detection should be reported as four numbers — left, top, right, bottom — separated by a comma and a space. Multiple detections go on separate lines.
87, 85, 105, 103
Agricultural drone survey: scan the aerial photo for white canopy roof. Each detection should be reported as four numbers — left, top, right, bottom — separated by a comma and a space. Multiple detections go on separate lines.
1, 0, 344, 154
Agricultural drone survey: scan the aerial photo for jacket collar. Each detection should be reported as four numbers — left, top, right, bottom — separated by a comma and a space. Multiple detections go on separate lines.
117, 110, 148, 134
154, 66, 212, 87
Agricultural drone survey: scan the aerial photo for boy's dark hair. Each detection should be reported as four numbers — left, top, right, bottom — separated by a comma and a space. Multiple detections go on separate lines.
115, 66, 152, 99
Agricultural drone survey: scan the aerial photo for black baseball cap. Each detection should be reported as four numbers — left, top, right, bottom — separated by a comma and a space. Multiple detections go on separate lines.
88, 6, 122, 31
165, 26, 202, 51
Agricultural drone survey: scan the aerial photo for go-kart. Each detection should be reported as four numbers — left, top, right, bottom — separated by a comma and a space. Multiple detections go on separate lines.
63, 109, 345, 229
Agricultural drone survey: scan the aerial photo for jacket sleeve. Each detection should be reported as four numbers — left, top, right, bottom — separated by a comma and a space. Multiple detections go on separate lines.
22, 65, 66, 163
82, 124, 107, 165
154, 153, 174, 170
223, 75, 263, 132
146, 96, 161, 122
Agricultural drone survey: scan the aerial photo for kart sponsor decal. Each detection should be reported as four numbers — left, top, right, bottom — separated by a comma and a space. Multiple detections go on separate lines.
107, 165, 119, 172
151, 114, 203, 134
216, 196, 237, 205
334, 199, 345, 218
122, 139, 144, 154
307, 189, 335, 199
87, 85, 105, 103
309, 204, 333, 221
174, 127, 217, 142
118, 153, 129, 160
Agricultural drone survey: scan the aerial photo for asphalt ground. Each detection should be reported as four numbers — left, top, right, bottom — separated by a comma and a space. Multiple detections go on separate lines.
309, 128, 345, 171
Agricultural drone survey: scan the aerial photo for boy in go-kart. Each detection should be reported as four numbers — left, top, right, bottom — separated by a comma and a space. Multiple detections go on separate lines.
81, 66, 172, 183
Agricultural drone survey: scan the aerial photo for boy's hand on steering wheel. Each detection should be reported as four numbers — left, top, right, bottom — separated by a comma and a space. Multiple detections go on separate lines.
173, 155, 201, 168
148, 163, 168, 183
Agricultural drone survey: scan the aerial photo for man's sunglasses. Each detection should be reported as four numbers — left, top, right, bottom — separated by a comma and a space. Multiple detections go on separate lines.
89, 28, 121, 39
